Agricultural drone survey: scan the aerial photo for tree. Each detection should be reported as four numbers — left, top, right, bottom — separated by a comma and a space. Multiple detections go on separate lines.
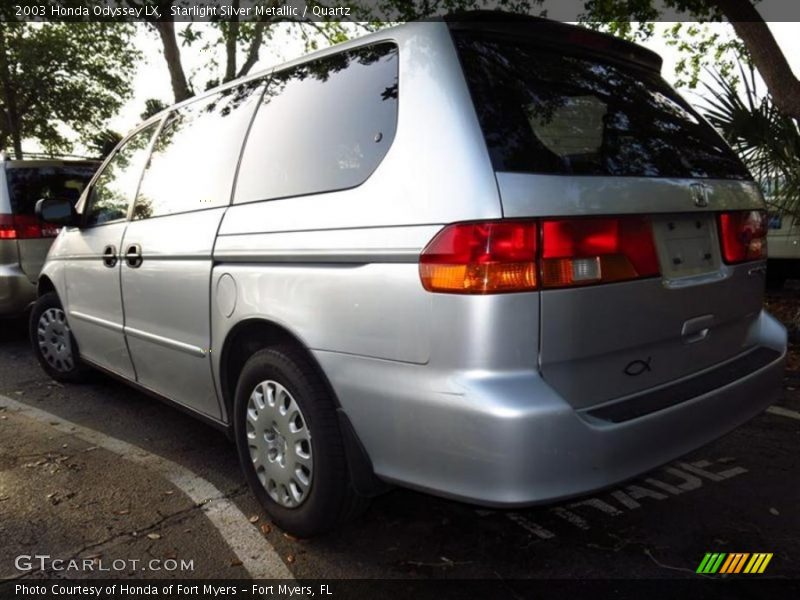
141, 98, 169, 120
579, 0, 800, 120
123, 0, 353, 103
87, 129, 124, 159
703, 62, 800, 218
0, 22, 139, 158
363, 0, 799, 121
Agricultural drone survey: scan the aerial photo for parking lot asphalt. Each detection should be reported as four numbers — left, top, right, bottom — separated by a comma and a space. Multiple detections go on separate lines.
0, 311, 799, 583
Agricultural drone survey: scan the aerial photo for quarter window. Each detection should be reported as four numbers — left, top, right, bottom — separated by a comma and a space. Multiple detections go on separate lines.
84, 124, 157, 226
133, 81, 264, 220
235, 42, 399, 204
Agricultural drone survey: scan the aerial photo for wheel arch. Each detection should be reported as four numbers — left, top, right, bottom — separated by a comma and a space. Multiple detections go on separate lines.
37, 274, 56, 297
218, 317, 388, 497
218, 318, 339, 423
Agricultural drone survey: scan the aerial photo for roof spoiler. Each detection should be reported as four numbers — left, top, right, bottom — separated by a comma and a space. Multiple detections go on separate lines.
444, 11, 663, 74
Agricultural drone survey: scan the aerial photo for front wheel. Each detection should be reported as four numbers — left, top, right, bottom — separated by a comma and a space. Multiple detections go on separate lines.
233, 347, 367, 537
29, 292, 91, 383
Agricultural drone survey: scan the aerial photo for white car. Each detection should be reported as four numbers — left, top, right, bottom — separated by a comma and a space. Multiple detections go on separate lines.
767, 212, 800, 287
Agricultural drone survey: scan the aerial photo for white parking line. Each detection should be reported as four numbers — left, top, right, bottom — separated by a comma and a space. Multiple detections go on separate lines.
0, 394, 293, 580
767, 405, 800, 421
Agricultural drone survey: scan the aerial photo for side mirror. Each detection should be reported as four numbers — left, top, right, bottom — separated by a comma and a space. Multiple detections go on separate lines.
35, 198, 78, 227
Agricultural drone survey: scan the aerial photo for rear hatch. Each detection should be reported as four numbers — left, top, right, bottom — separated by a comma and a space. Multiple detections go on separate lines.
4, 161, 97, 281
450, 20, 769, 409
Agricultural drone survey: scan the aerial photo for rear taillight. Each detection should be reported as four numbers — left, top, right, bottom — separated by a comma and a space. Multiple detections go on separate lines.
419, 221, 538, 293
541, 216, 659, 288
718, 210, 768, 264
419, 216, 661, 294
0, 214, 59, 240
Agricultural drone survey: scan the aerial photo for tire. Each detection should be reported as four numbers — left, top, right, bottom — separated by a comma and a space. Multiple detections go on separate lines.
233, 346, 367, 538
29, 292, 91, 383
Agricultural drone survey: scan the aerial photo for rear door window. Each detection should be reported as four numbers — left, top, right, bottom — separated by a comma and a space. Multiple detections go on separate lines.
234, 42, 399, 204
453, 32, 750, 180
7, 165, 96, 216
133, 81, 263, 220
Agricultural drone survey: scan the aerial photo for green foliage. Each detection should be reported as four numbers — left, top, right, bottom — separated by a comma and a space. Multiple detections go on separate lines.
664, 22, 746, 88
585, 21, 655, 42
178, 0, 548, 89
702, 63, 800, 218
141, 98, 169, 120
582, 2, 744, 90
87, 129, 123, 159
0, 22, 139, 158
351, 0, 543, 21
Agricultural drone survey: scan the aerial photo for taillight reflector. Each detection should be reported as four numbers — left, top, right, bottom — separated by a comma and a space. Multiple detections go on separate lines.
419, 221, 538, 293
0, 214, 59, 239
541, 216, 660, 288
718, 210, 767, 264
420, 216, 661, 294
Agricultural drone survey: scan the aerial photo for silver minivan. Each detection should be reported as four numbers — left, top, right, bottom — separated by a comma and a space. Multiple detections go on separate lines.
0, 156, 96, 316
30, 15, 787, 537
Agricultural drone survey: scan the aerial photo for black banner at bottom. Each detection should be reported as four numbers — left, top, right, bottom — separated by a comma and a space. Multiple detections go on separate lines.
2, 579, 800, 600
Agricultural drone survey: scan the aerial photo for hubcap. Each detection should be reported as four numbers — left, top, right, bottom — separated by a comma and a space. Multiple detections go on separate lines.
37, 308, 74, 373
246, 380, 313, 508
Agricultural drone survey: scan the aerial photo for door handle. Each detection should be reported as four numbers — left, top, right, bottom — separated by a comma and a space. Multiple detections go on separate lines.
102, 245, 117, 268
125, 243, 143, 269
681, 314, 714, 344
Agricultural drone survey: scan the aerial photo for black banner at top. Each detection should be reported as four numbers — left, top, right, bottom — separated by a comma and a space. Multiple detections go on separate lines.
3, 0, 800, 23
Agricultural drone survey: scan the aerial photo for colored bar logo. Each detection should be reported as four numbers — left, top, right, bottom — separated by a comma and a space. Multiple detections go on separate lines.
696, 552, 773, 574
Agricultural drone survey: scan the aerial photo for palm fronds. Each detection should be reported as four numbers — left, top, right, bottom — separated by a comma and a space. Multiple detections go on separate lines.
702, 62, 800, 219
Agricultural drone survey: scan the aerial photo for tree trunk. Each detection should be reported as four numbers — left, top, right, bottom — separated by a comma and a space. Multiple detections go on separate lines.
154, 20, 192, 103
223, 0, 240, 83
237, 21, 268, 79
0, 26, 23, 158
713, 0, 800, 121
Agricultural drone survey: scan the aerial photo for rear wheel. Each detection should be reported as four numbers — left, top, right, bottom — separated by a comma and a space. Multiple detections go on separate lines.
29, 292, 91, 383
233, 346, 367, 537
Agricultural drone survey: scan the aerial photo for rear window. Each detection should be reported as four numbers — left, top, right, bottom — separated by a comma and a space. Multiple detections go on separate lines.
453, 32, 750, 180
7, 165, 96, 215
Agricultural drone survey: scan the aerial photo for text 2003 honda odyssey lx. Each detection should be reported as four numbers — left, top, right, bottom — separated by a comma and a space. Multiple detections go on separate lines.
30, 14, 786, 536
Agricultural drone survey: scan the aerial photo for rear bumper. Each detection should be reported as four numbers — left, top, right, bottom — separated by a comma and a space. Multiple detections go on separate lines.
0, 264, 37, 316
318, 310, 786, 506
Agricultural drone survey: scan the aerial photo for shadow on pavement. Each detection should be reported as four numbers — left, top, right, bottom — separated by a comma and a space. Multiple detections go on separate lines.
0, 315, 28, 344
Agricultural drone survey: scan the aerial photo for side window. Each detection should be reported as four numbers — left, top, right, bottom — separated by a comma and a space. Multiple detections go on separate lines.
133, 81, 264, 220
85, 124, 158, 226
235, 42, 399, 204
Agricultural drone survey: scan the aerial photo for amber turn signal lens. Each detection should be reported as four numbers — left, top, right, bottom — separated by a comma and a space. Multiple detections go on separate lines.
419, 221, 538, 294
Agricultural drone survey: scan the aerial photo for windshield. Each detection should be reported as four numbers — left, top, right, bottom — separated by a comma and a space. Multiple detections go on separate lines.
453, 32, 751, 180
7, 165, 97, 215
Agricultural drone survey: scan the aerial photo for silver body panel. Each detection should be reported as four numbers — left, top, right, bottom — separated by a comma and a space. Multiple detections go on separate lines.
497, 173, 764, 217
57, 223, 136, 379
0, 256, 38, 315
38, 20, 787, 507
0, 167, 37, 315
120, 209, 224, 419
314, 310, 784, 505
